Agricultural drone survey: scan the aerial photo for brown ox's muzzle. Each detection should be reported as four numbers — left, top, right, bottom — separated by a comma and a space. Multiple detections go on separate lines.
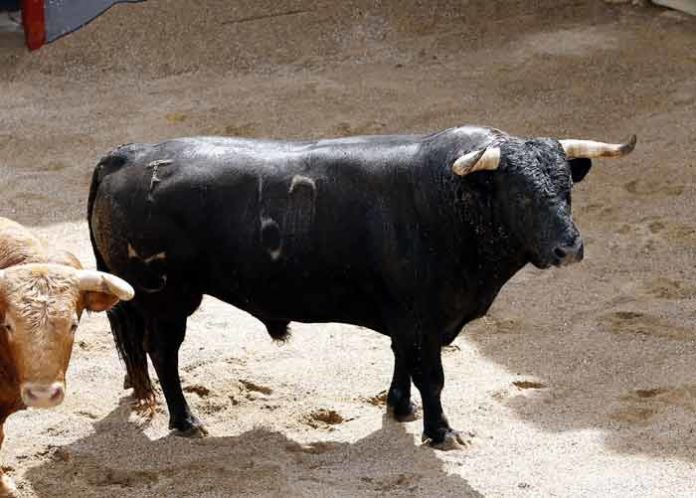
21, 381, 65, 408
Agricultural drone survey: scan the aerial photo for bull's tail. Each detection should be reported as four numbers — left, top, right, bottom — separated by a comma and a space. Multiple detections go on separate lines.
88, 151, 155, 408
104, 300, 154, 405
265, 319, 291, 342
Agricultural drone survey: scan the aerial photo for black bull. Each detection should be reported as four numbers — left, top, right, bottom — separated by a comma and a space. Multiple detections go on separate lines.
88, 125, 635, 448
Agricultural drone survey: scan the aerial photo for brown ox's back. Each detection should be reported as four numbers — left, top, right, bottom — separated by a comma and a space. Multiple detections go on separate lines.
0, 218, 81, 270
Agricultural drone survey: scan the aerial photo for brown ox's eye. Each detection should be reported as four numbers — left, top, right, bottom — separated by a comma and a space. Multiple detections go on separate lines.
70, 322, 78, 334
2, 322, 13, 335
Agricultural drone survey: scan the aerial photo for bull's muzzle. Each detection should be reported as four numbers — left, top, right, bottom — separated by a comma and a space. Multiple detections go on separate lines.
552, 237, 584, 267
21, 382, 65, 408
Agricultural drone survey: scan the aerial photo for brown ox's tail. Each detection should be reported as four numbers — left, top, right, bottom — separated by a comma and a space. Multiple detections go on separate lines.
88, 151, 155, 407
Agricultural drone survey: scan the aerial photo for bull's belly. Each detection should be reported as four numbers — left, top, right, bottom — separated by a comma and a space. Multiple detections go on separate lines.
205, 272, 387, 333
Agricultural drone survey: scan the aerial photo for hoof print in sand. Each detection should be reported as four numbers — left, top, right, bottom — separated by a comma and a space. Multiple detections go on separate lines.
512, 380, 546, 390
303, 409, 346, 430
365, 390, 388, 407
611, 386, 696, 425
600, 311, 691, 341
164, 112, 187, 124
183, 384, 211, 397
238, 379, 273, 401
641, 278, 696, 300
623, 179, 684, 197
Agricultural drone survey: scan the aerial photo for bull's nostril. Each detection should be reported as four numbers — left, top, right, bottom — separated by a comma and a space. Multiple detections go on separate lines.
553, 247, 567, 259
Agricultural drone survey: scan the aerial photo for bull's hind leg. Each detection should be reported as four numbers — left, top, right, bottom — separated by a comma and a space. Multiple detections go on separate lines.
107, 301, 156, 416
146, 314, 207, 437
387, 339, 417, 421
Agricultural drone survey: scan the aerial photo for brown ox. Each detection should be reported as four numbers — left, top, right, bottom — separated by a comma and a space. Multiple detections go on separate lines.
0, 218, 134, 496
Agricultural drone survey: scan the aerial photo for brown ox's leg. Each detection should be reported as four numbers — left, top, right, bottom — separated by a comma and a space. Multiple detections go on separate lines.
0, 423, 17, 497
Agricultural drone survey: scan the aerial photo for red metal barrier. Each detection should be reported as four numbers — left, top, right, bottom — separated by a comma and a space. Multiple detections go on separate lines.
21, 0, 44, 50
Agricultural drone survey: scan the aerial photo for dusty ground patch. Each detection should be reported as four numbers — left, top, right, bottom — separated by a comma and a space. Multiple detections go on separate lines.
1, 0, 696, 496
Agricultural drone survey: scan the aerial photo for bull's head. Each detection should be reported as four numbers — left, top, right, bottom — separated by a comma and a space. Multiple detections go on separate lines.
452, 135, 636, 268
0, 264, 134, 408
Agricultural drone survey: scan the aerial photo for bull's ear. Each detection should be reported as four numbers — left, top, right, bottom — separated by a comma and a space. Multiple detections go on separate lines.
83, 291, 120, 312
569, 158, 592, 184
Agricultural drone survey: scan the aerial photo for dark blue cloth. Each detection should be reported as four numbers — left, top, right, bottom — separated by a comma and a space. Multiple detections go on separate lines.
0, 0, 21, 12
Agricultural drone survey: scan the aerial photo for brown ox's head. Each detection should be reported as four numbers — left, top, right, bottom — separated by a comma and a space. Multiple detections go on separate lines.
0, 264, 134, 409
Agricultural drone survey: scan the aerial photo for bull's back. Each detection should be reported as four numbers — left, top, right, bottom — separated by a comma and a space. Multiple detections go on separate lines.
89, 138, 419, 326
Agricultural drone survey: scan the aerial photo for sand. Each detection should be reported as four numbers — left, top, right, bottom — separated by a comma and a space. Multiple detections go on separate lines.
0, 0, 695, 496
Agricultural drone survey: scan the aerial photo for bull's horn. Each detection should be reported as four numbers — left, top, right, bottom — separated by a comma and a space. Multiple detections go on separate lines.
560, 134, 637, 159
452, 147, 501, 176
77, 270, 135, 301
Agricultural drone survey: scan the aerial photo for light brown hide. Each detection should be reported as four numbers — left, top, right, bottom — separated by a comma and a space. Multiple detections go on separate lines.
0, 217, 124, 495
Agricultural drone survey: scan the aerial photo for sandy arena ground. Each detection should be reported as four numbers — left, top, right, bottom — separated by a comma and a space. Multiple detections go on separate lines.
1, 1, 695, 496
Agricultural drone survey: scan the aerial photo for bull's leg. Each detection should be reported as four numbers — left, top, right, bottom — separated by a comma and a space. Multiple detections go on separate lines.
0, 424, 17, 497
146, 316, 207, 437
387, 339, 417, 421
125, 351, 157, 417
401, 334, 469, 450
107, 301, 156, 415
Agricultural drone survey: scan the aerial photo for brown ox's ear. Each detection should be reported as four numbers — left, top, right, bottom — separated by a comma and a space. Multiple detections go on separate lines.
83, 291, 120, 312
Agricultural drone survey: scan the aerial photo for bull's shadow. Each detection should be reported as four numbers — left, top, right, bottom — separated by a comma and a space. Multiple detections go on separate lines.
24, 400, 481, 497
462, 253, 696, 463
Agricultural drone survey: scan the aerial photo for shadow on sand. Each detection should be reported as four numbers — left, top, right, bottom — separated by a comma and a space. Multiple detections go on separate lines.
24, 401, 481, 497
464, 261, 696, 463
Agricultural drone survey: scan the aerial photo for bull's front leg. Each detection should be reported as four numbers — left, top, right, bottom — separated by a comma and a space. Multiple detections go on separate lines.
0, 424, 17, 497
397, 333, 469, 450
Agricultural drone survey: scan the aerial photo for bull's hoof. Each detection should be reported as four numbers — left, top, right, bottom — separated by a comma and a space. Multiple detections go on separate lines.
422, 429, 473, 451
387, 401, 418, 422
131, 394, 157, 419
0, 474, 17, 498
170, 417, 208, 438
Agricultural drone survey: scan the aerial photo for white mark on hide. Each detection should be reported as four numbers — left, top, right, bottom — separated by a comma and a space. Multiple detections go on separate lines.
289, 175, 316, 195
127, 243, 166, 263
146, 159, 173, 201
259, 217, 282, 261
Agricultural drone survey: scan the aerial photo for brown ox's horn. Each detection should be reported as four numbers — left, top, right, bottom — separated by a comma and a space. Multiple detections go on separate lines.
559, 134, 637, 159
76, 271, 135, 301
452, 147, 501, 176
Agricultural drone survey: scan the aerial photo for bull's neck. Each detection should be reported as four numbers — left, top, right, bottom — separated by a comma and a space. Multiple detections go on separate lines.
429, 170, 529, 288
